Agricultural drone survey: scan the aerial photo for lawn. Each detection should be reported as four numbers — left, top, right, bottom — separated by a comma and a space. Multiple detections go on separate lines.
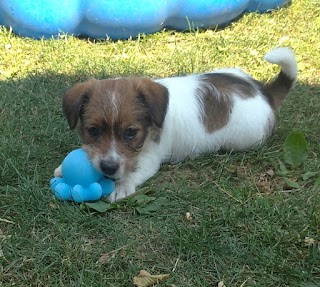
1, 0, 320, 286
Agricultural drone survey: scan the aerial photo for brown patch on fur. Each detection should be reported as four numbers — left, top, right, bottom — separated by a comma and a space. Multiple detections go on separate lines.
197, 73, 259, 133
63, 80, 95, 129
63, 77, 168, 175
262, 71, 295, 110
135, 78, 169, 128
198, 86, 231, 132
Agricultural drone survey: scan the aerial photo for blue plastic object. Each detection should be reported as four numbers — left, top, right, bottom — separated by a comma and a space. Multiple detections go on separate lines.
0, 0, 290, 40
50, 148, 115, 202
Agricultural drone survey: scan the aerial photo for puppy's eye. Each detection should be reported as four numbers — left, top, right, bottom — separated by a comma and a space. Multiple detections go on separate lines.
124, 127, 137, 140
88, 127, 100, 137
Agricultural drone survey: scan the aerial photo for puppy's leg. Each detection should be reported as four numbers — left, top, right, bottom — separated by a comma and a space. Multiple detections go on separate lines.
108, 152, 162, 202
54, 164, 62, 177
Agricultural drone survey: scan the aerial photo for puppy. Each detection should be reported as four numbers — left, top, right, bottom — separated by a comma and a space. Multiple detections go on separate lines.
55, 47, 297, 202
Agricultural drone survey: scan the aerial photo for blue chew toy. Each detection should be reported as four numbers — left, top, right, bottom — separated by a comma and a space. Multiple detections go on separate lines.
0, 0, 290, 40
50, 148, 115, 202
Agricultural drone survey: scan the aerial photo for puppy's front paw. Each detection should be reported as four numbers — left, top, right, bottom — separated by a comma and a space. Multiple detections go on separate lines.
108, 182, 136, 203
54, 165, 62, 177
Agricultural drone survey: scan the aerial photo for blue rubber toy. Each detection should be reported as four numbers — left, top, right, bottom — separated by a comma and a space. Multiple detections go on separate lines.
0, 0, 290, 40
50, 148, 115, 203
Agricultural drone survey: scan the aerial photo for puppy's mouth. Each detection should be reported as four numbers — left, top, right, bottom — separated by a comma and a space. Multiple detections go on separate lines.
103, 174, 121, 182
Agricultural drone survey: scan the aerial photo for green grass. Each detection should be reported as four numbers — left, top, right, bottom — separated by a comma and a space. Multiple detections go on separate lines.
1, 0, 320, 286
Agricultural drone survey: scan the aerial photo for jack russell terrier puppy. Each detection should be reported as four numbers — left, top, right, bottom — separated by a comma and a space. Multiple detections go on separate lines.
55, 47, 297, 202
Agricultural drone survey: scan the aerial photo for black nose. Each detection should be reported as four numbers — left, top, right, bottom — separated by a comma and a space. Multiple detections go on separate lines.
100, 161, 119, 176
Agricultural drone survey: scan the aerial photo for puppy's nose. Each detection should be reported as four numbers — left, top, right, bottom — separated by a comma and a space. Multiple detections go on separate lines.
100, 161, 119, 176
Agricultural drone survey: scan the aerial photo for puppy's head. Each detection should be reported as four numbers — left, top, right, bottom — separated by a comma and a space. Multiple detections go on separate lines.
63, 77, 168, 180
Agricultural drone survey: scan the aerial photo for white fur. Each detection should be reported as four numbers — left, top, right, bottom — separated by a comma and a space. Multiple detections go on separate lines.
110, 92, 119, 122
264, 47, 297, 80
54, 165, 62, 177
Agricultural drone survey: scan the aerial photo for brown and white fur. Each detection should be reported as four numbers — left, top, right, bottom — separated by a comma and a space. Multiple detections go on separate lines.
54, 47, 297, 202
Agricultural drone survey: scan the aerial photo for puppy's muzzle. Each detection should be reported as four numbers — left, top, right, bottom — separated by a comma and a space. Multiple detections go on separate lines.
100, 160, 119, 176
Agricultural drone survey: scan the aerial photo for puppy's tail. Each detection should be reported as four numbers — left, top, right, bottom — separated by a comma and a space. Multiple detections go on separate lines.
263, 47, 297, 110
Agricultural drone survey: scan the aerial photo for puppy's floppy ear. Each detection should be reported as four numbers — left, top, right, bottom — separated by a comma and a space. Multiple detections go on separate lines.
63, 81, 92, 129
136, 78, 169, 128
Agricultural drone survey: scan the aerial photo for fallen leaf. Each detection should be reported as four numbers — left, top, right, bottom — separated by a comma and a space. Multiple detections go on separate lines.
186, 212, 192, 221
218, 281, 226, 287
236, 165, 249, 178
257, 169, 273, 193
97, 243, 131, 264
265, 169, 275, 177
304, 236, 317, 247
49, 203, 57, 209
97, 253, 113, 264
257, 179, 272, 193
133, 270, 170, 287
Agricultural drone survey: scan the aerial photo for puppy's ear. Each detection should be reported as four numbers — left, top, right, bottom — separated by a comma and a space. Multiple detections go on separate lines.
136, 78, 169, 128
63, 81, 92, 129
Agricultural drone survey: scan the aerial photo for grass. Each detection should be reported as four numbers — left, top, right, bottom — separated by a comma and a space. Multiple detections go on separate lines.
1, 0, 320, 286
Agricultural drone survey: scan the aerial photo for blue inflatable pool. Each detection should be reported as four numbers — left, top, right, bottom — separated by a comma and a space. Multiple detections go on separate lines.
0, 0, 290, 40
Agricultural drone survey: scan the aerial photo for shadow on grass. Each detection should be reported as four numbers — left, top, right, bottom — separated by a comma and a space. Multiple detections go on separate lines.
1, 71, 319, 183
0, 71, 319, 286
